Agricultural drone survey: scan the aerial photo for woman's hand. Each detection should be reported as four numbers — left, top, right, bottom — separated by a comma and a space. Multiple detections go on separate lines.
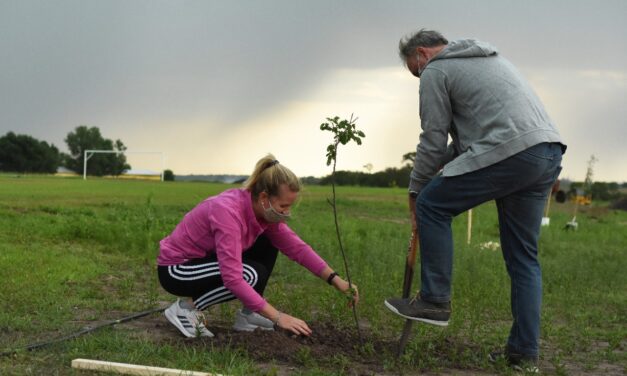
333, 278, 359, 307
276, 312, 312, 336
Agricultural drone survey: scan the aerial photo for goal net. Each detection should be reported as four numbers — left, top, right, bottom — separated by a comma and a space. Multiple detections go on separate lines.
83, 150, 165, 181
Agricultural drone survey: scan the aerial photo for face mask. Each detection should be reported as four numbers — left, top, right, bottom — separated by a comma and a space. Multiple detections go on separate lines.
261, 199, 291, 223
414, 47, 440, 78
408, 53, 424, 78
416, 54, 426, 78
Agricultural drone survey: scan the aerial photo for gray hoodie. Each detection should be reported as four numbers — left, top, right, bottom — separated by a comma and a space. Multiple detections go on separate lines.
410, 39, 565, 194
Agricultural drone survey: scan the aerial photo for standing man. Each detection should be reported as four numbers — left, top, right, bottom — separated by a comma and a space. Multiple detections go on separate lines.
384, 29, 565, 371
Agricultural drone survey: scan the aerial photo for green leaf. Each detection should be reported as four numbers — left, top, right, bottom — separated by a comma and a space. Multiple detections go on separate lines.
320, 114, 366, 166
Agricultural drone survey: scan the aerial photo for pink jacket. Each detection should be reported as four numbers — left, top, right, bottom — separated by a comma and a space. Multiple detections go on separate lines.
158, 188, 328, 311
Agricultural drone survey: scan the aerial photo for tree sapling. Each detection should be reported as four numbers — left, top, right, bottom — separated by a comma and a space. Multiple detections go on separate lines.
320, 114, 365, 342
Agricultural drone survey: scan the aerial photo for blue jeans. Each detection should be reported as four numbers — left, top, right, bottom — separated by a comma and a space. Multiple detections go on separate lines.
416, 142, 563, 356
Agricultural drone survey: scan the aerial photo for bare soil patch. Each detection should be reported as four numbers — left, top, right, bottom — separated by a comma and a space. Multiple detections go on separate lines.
118, 314, 395, 375
115, 313, 627, 375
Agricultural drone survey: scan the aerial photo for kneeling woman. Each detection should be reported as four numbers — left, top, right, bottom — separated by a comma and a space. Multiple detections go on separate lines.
157, 154, 358, 337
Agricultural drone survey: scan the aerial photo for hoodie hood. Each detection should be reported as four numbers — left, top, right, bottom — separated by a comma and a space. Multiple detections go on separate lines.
430, 39, 498, 63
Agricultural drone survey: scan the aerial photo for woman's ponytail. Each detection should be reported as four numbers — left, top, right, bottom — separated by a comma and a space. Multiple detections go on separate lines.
244, 154, 301, 198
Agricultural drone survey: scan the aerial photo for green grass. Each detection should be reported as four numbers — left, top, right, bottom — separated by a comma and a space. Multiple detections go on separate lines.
0, 175, 625, 375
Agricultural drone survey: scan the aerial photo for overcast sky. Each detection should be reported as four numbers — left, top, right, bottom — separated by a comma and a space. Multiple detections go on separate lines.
1, 0, 626, 182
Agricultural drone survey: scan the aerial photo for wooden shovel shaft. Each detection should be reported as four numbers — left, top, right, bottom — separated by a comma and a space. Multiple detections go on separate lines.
397, 229, 419, 357
402, 230, 418, 298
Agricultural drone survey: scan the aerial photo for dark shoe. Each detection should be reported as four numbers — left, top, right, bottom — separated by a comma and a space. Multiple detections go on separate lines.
489, 348, 539, 373
384, 293, 450, 326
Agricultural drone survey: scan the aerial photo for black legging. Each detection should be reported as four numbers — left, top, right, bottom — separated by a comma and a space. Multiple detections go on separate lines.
158, 235, 278, 310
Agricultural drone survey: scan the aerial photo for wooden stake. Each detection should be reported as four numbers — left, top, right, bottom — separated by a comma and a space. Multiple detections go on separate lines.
467, 209, 473, 245
71, 359, 222, 376
544, 193, 552, 217
396, 229, 419, 357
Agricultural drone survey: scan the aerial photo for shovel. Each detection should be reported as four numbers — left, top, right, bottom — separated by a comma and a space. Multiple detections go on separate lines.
397, 228, 419, 357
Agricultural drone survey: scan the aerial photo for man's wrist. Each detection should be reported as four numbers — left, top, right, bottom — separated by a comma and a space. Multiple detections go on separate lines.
409, 191, 418, 199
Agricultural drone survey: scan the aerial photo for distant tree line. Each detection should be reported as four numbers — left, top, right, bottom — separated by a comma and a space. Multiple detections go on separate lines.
567, 181, 623, 201
317, 151, 416, 188
0, 126, 130, 176
319, 166, 413, 188
0, 132, 61, 173
2, 130, 627, 195
316, 151, 627, 201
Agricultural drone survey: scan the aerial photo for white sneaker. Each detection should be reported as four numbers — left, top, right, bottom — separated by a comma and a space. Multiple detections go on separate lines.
164, 299, 214, 338
232, 309, 275, 332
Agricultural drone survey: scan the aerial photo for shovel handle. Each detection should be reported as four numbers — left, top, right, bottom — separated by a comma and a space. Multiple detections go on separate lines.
401, 229, 419, 299
397, 228, 419, 357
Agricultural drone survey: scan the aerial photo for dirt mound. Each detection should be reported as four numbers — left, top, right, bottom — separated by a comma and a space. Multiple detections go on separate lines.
207, 322, 391, 367
118, 315, 395, 374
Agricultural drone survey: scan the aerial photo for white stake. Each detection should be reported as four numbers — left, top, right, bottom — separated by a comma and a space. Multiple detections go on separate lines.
71, 359, 223, 376
542, 192, 552, 226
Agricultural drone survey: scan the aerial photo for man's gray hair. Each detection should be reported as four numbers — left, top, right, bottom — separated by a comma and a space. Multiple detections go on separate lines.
398, 29, 448, 60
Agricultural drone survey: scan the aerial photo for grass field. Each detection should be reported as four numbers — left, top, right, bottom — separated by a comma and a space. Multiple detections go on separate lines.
0, 174, 625, 375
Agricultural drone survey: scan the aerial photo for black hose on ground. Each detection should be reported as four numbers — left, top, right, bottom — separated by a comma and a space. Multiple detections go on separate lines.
0, 306, 165, 357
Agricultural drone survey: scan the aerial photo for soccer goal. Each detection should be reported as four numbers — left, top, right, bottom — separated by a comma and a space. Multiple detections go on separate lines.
83, 150, 165, 181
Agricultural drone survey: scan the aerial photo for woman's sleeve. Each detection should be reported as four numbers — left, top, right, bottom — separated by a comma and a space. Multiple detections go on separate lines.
264, 223, 328, 276
211, 207, 267, 312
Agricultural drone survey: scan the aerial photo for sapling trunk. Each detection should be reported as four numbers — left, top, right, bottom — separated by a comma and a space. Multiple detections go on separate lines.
328, 140, 363, 344
320, 114, 365, 344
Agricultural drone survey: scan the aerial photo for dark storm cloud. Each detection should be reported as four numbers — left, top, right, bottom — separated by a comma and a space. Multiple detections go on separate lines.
0, 0, 625, 178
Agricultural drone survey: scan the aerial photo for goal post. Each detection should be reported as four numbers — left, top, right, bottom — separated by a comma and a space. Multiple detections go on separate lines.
83, 150, 165, 181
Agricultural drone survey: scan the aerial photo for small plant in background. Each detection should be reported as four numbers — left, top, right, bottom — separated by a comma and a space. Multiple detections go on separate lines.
163, 169, 175, 181
320, 114, 365, 343
584, 154, 598, 196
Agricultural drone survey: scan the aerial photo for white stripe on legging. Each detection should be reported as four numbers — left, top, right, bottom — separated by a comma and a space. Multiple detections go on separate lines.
194, 264, 259, 310
198, 293, 239, 309
168, 264, 221, 281
194, 265, 259, 308
194, 287, 232, 310
176, 262, 218, 270
170, 263, 220, 274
